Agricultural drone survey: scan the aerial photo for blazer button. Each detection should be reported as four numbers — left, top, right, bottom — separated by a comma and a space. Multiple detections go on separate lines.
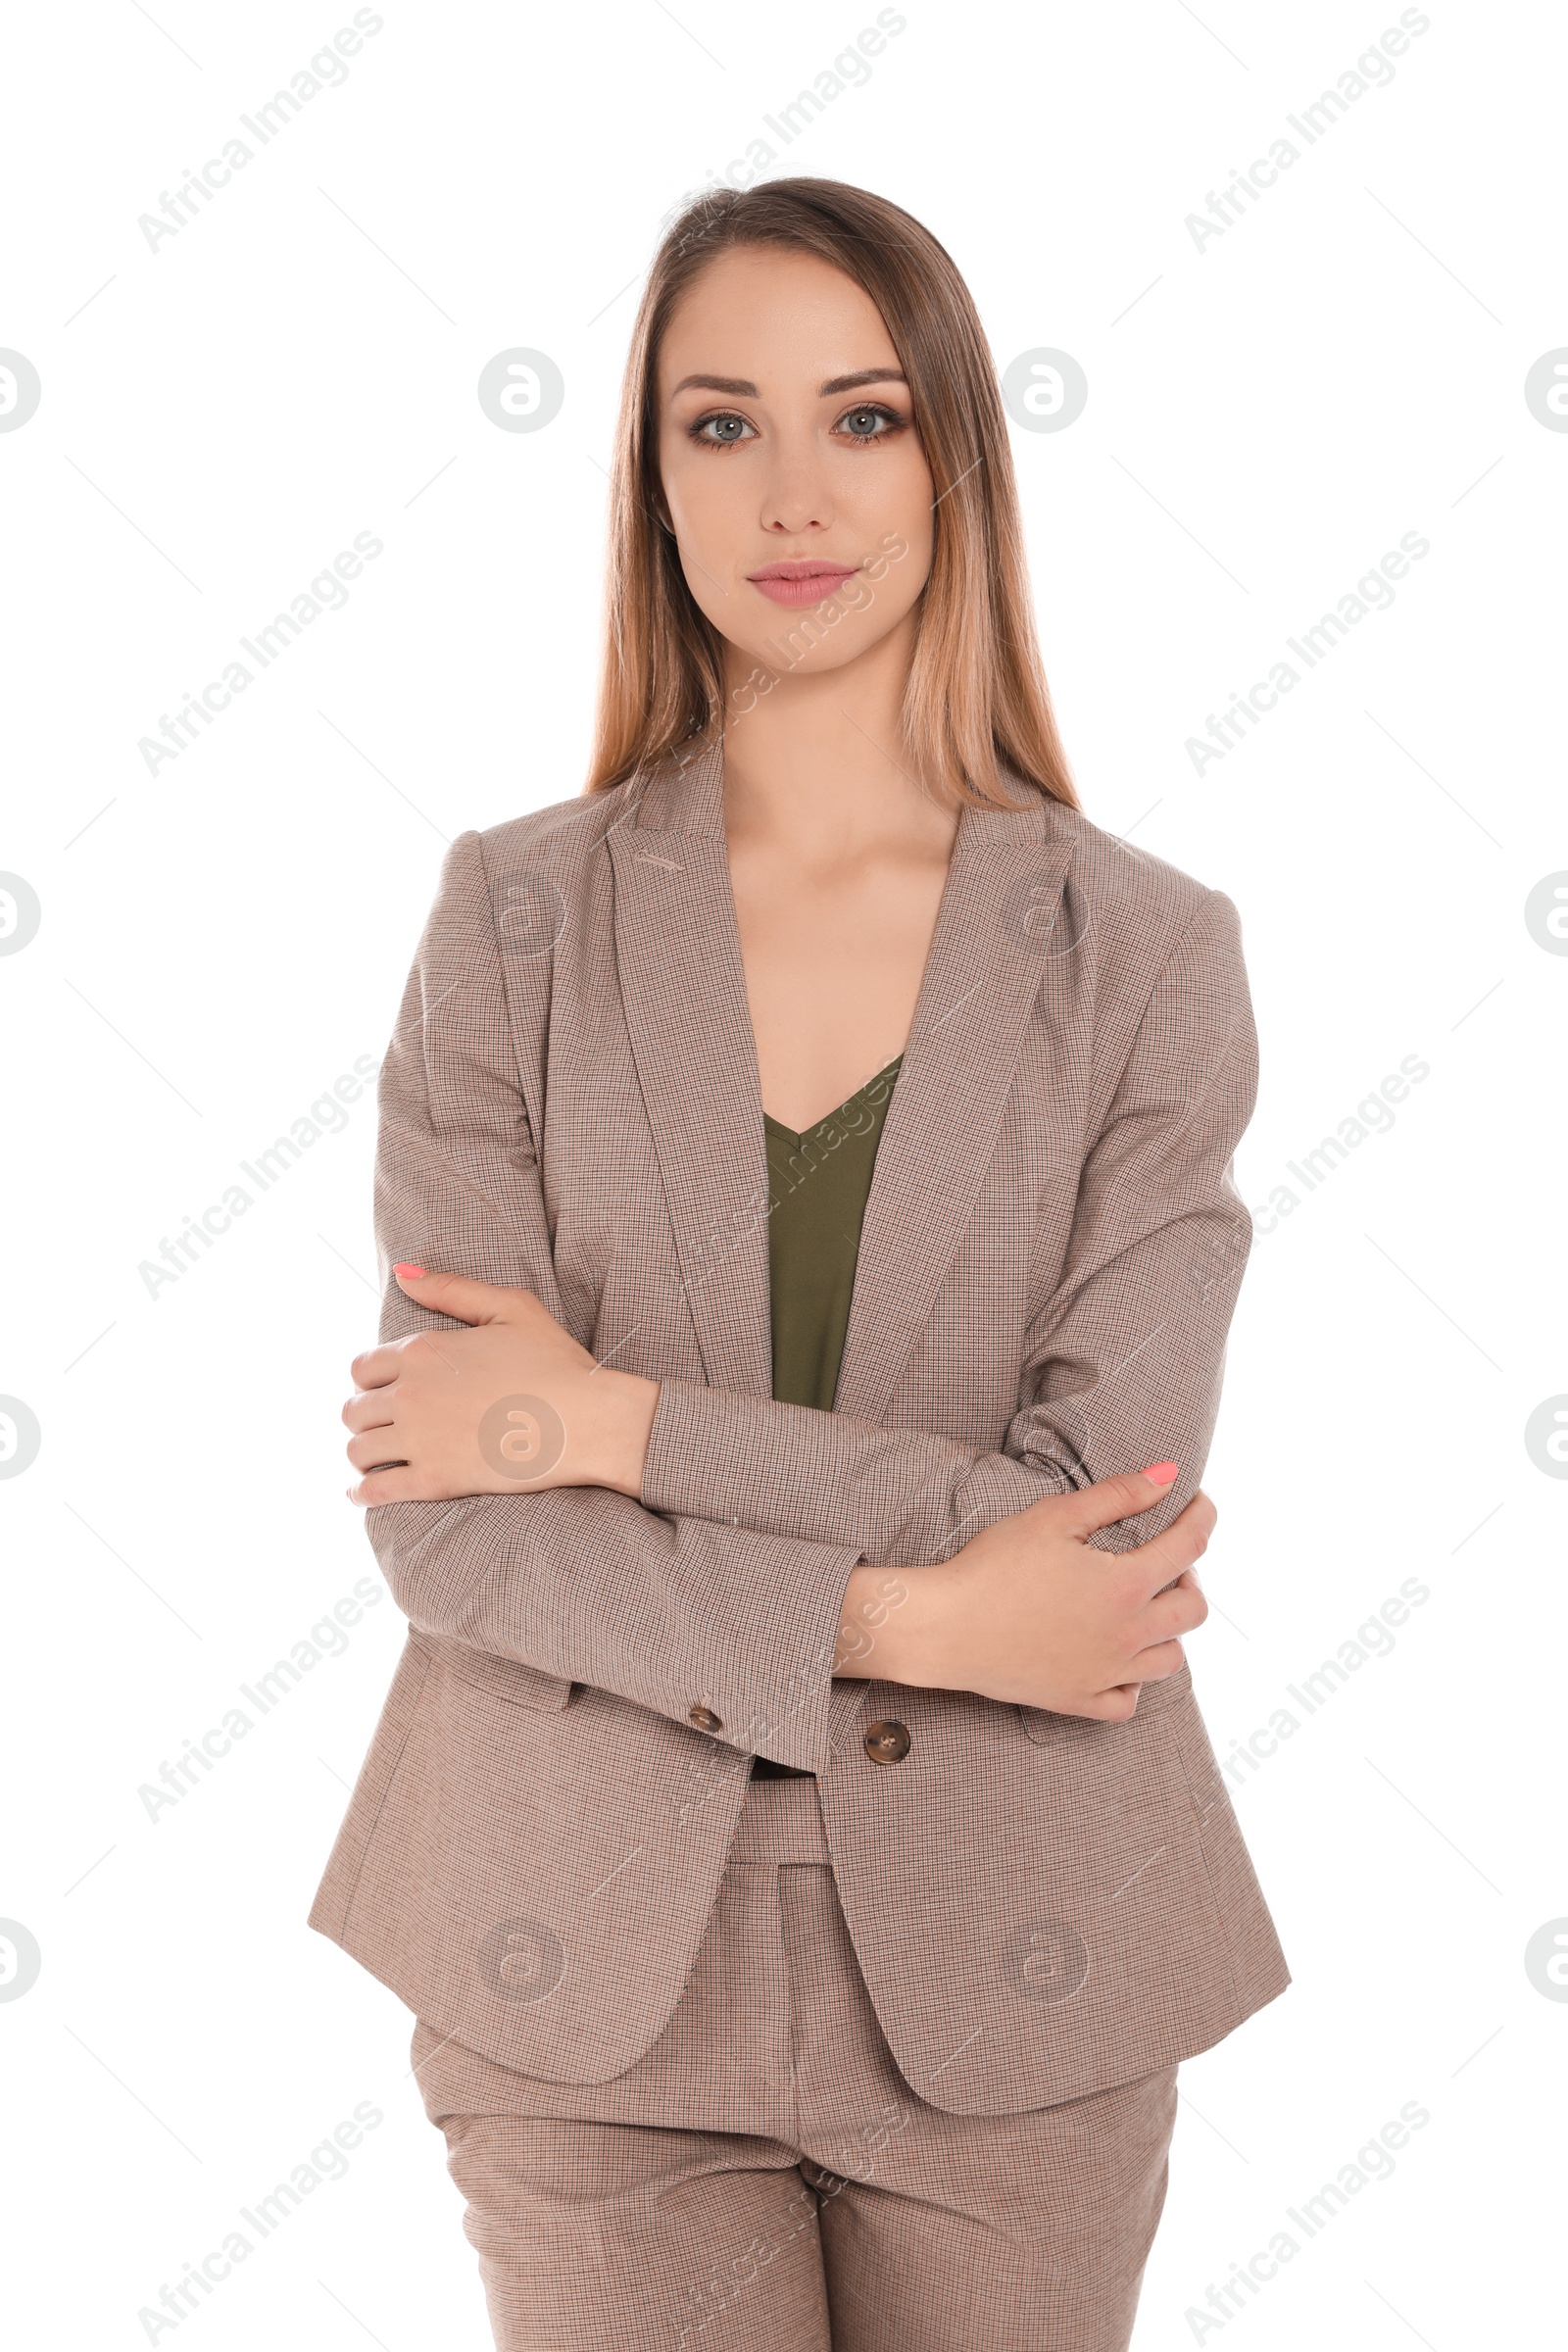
863, 1718, 910, 1765
688, 1703, 723, 1734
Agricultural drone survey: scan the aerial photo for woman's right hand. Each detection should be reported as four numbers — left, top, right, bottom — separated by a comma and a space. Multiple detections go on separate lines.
836, 1467, 1213, 1721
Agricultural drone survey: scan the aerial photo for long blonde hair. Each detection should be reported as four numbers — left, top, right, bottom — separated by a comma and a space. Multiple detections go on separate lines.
585, 177, 1079, 813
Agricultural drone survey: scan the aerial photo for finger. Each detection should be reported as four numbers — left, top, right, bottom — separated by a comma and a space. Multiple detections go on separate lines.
341, 1389, 397, 1434
1141, 1578, 1210, 1645
1148, 1559, 1199, 1597
391, 1263, 525, 1326
347, 1463, 431, 1506
1126, 1492, 1215, 1595
349, 1343, 402, 1388
1128, 1638, 1188, 1689
346, 1430, 411, 1473
1084, 1636, 1194, 1721
1081, 1683, 1143, 1723
1047, 1463, 1182, 1543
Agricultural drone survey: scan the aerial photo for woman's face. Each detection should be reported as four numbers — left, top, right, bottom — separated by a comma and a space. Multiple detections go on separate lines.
654, 245, 935, 698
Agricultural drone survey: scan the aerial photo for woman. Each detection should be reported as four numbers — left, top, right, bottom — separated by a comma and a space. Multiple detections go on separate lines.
316, 177, 1289, 2351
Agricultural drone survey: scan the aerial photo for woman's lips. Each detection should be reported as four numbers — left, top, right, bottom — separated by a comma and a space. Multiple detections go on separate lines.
746, 564, 859, 608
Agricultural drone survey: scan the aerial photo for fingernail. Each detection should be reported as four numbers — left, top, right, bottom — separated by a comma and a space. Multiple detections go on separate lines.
1142, 1461, 1179, 1484
394, 1262, 426, 1279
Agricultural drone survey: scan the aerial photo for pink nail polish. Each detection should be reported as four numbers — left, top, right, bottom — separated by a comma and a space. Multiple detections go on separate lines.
1142, 1461, 1179, 1484
394, 1262, 426, 1279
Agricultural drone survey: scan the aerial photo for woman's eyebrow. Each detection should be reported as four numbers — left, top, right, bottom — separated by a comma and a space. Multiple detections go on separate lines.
668, 368, 908, 398
819, 368, 907, 396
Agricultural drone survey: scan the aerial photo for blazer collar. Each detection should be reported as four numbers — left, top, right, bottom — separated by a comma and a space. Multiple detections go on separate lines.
606, 735, 1076, 1419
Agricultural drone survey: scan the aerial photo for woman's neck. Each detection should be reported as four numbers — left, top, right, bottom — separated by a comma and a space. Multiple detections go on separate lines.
717, 615, 952, 860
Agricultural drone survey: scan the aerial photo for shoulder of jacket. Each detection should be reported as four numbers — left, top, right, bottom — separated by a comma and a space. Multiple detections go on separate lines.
468, 781, 634, 879
1045, 797, 1239, 967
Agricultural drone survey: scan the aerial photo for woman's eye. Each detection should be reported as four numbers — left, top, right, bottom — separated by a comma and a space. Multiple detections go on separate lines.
836, 404, 901, 441
687, 403, 905, 449
692, 412, 755, 446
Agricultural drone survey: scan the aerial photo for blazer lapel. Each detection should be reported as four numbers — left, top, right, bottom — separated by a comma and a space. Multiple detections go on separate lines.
606, 737, 1076, 1422
606, 740, 775, 1396
831, 785, 1074, 1426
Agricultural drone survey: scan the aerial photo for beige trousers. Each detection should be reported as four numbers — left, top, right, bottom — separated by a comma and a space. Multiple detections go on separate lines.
412, 1772, 1177, 2351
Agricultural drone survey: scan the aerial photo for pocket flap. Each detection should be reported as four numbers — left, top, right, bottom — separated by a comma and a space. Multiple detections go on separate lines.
412, 1632, 575, 1712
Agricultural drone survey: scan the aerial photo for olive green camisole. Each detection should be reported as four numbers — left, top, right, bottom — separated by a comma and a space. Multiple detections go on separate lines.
750, 1054, 903, 1781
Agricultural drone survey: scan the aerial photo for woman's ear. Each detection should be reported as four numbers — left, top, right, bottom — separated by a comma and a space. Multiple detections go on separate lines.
651, 487, 676, 536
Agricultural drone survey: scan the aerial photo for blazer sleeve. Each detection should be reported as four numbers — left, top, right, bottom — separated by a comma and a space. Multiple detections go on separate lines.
361, 830, 863, 1776
640, 888, 1257, 1566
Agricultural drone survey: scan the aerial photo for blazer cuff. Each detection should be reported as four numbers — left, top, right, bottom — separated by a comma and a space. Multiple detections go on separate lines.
643, 1378, 833, 1538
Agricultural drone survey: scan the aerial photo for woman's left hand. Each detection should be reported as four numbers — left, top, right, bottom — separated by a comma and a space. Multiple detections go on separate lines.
342, 1264, 660, 1505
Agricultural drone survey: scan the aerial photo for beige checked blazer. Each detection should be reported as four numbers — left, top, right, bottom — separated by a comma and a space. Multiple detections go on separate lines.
308, 737, 1290, 2116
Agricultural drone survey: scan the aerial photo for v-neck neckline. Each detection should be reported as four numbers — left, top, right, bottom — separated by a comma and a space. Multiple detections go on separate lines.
761, 1054, 905, 1148
604, 732, 1074, 1426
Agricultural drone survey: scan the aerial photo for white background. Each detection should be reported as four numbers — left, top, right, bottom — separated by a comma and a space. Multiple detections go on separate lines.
3, 0, 1564, 2343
